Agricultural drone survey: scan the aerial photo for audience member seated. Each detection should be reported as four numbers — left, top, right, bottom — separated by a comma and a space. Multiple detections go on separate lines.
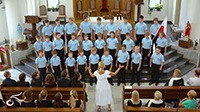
2, 71, 17, 87
71, 72, 85, 87
165, 69, 184, 86
187, 69, 200, 86
53, 92, 68, 108
31, 72, 43, 87
44, 74, 57, 87
178, 89, 197, 109
0, 99, 3, 107
57, 70, 71, 87
5, 93, 20, 108
145, 90, 166, 107
17, 73, 30, 87
126, 90, 142, 107
37, 89, 53, 107
21, 90, 35, 107
68, 89, 83, 109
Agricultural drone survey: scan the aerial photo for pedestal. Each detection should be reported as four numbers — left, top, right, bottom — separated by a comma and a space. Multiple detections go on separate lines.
179, 39, 193, 49
16, 41, 28, 50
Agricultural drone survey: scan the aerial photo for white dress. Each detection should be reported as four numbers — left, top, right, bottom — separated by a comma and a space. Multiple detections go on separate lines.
94, 70, 112, 106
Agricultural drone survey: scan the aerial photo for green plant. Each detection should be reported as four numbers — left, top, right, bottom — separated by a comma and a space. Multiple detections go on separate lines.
155, 3, 163, 9
47, 6, 49, 8
148, 6, 153, 15
4, 38, 9, 44
51, 6, 54, 9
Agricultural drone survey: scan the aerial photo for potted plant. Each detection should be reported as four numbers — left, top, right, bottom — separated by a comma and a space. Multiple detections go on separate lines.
155, 3, 163, 11
148, 6, 153, 15
47, 6, 51, 12
51, 6, 55, 12
55, 4, 59, 11
4, 38, 9, 50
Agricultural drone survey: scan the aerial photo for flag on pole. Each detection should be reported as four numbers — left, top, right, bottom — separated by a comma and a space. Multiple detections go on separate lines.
154, 16, 167, 38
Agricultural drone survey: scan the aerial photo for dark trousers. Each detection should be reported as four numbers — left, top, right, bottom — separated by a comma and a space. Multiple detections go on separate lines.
39, 67, 46, 82
49, 35, 53, 42
45, 51, 52, 66
117, 62, 126, 84
95, 34, 98, 40
131, 63, 140, 84
105, 65, 113, 85
61, 35, 65, 44
128, 51, 132, 69
160, 47, 165, 55
82, 33, 91, 40
107, 35, 110, 38
135, 34, 144, 51
68, 66, 74, 79
56, 49, 65, 70
121, 34, 126, 45
78, 65, 85, 81
151, 35, 158, 52
151, 64, 161, 85
53, 66, 60, 81
109, 49, 116, 69
71, 50, 78, 60
91, 64, 98, 84
84, 50, 90, 66
142, 48, 151, 67
97, 49, 104, 60
67, 34, 71, 42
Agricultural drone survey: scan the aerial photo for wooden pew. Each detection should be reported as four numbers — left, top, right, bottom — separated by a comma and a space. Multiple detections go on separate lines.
0, 85, 86, 112
126, 106, 199, 112
0, 107, 80, 112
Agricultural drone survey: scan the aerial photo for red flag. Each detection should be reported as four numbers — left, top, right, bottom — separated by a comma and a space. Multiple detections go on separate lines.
155, 16, 167, 38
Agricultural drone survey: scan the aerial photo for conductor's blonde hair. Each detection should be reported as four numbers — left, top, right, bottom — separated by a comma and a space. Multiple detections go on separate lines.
131, 90, 140, 104
98, 61, 105, 75
174, 69, 182, 77
154, 90, 162, 100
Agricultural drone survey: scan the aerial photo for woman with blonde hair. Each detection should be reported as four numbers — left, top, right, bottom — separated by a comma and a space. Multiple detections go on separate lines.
36, 89, 52, 107
145, 90, 165, 107
68, 89, 83, 109
44, 74, 57, 87
87, 61, 124, 111
126, 90, 142, 106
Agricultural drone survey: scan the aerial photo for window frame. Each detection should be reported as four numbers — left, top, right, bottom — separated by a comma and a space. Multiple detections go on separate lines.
148, 0, 161, 8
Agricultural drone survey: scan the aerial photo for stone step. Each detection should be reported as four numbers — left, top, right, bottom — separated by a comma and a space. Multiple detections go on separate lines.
27, 54, 37, 62
164, 53, 183, 66
14, 64, 37, 78
20, 59, 37, 71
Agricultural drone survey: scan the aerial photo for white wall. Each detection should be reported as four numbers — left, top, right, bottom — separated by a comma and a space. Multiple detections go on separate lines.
0, 9, 9, 44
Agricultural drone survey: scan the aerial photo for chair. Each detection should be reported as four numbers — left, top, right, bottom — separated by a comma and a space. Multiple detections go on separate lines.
100, 0, 109, 16
77, 1, 87, 19
111, 0, 120, 15
39, 5, 47, 19
57, 5, 66, 24
90, 0, 97, 16
120, 0, 132, 18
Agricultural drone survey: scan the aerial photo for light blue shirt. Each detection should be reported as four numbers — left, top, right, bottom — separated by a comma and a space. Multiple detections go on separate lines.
93, 23, 105, 34
131, 52, 142, 64
42, 25, 53, 36
34, 41, 43, 51
151, 53, 164, 65
50, 56, 61, 66
156, 37, 167, 48
82, 40, 93, 51
68, 39, 79, 51
53, 39, 64, 50
150, 24, 161, 35
43, 41, 53, 52
64, 23, 78, 34
106, 23, 118, 36
80, 21, 93, 33
101, 54, 113, 65
95, 39, 105, 49
89, 54, 100, 64
65, 57, 76, 67
142, 37, 152, 49
134, 22, 147, 35
77, 55, 87, 65
119, 22, 132, 34
107, 38, 118, 50
54, 25, 65, 35
35, 56, 47, 68
122, 39, 134, 52
117, 50, 130, 63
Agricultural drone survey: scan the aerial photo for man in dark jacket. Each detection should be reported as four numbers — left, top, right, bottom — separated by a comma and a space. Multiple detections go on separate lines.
2, 71, 17, 87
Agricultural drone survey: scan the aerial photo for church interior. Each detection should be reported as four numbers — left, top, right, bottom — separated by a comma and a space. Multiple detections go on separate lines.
0, 0, 200, 112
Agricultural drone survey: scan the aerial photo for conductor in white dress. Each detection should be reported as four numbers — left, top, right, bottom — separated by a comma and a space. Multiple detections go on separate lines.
87, 61, 124, 111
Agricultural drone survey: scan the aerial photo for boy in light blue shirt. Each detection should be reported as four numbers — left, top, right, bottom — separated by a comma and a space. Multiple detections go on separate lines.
50, 50, 62, 81
76, 50, 87, 81
43, 36, 53, 68
93, 17, 105, 40
105, 16, 118, 39
34, 36, 43, 57
116, 45, 129, 86
89, 47, 99, 86
54, 19, 65, 43
42, 20, 54, 41
119, 16, 133, 45
156, 31, 167, 56
80, 14, 93, 40
131, 46, 142, 86
35, 50, 48, 82
68, 33, 80, 60
65, 52, 76, 79
95, 33, 106, 60
141, 32, 152, 68
149, 47, 164, 86
64, 17, 78, 42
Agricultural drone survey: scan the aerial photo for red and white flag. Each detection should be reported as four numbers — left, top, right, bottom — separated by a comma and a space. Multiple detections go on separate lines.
154, 16, 167, 38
